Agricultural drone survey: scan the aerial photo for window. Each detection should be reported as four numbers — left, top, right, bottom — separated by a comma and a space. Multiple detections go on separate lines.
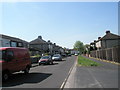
6, 50, 14, 61
11, 41, 17, 47
18, 42, 23, 47
7, 51, 14, 57
0, 50, 6, 61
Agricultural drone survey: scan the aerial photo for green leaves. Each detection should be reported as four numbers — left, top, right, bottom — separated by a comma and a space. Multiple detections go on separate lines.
73, 41, 85, 54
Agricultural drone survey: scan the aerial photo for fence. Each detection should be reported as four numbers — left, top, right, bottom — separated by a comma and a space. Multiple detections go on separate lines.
90, 46, 120, 63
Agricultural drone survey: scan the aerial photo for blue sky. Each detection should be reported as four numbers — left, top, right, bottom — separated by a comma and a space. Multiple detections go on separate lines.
0, 2, 118, 49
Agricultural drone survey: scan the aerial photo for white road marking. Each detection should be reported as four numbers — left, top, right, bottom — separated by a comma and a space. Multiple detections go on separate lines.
60, 56, 78, 89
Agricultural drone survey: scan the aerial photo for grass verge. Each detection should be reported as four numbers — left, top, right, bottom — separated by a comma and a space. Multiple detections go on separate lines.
78, 56, 101, 66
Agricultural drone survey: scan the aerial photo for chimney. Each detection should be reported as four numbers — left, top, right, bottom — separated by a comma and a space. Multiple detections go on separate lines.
94, 40, 96, 43
106, 30, 110, 34
98, 37, 101, 40
38, 36, 42, 39
48, 40, 50, 42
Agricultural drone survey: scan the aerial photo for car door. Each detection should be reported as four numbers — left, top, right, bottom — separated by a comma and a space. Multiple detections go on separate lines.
5, 50, 19, 73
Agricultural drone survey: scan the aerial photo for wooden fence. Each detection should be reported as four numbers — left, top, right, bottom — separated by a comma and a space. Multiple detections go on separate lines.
90, 46, 120, 63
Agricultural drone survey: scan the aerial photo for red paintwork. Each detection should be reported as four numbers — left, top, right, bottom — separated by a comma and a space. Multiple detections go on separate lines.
39, 59, 48, 62
0, 60, 5, 63
0, 47, 31, 74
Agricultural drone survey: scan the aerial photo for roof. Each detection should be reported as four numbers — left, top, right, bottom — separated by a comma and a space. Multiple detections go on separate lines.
100, 33, 120, 40
0, 47, 27, 50
0, 34, 28, 43
29, 37, 47, 44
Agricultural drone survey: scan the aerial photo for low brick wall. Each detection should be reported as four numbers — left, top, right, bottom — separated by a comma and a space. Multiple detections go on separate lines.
30, 57, 41, 64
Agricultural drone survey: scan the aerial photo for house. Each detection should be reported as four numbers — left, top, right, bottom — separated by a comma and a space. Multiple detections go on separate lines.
29, 36, 65, 56
29, 36, 49, 55
52, 43, 64, 54
0, 34, 29, 48
90, 31, 120, 62
90, 40, 97, 50
91, 31, 120, 50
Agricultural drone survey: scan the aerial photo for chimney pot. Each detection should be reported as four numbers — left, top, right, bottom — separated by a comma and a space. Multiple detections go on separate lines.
106, 30, 110, 34
48, 40, 50, 42
38, 36, 42, 39
98, 37, 101, 40
94, 40, 96, 42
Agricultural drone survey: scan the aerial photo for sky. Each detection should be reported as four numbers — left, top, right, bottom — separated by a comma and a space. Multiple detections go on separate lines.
0, 1, 118, 49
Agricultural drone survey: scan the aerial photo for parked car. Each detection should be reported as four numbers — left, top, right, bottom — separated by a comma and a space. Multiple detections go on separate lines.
75, 53, 78, 56
61, 54, 67, 57
68, 54, 72, 56
0, 47, 31, 81
52, 54, 62, 61
38, 56, 53, 65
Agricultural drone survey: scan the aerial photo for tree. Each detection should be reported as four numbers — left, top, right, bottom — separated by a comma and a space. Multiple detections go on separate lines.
73, 41, 85, 54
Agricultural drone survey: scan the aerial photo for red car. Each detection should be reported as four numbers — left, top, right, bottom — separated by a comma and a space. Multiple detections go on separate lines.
0, 47, 31, 81
38, 56, 53, 65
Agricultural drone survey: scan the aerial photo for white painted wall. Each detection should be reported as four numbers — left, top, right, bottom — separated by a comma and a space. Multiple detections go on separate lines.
96, 41, 101, 48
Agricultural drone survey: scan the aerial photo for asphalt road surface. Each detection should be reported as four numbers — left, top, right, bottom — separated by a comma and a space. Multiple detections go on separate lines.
2, 56, 77, 88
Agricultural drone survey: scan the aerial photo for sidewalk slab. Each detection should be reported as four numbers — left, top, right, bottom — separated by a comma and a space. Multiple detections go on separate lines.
64, 56, 119, 88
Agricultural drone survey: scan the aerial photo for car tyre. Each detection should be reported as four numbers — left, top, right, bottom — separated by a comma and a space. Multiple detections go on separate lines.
24, 66, 30, 74
51, 61, 53, 65
2, 71, 10, 82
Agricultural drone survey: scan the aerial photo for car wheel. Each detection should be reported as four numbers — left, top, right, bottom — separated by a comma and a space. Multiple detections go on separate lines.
2, 72, 9, 81
39, 63, 41, 65
51, 61, 54, 65
24, 66, 30, 74
50, 61, 53, 65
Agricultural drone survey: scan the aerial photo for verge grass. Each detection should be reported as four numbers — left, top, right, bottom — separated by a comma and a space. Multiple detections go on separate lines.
78, 56, 101, 66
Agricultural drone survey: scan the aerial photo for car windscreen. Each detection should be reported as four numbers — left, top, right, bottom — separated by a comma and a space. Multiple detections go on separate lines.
41, 56, 49, 59
0, 50, 6, 61
53, 55, 60, 57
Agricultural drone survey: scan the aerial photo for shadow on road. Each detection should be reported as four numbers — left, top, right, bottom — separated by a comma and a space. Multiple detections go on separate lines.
2, 72, 52, 87
32, 64, 39, 68
54, 59, 66, 62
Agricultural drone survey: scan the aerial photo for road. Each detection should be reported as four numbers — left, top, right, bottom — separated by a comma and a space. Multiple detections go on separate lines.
2, 56, 77, 88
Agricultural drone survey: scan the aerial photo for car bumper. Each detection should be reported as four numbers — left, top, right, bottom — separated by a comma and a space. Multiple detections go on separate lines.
52, 58, 62, 61
39, 61, 48, 64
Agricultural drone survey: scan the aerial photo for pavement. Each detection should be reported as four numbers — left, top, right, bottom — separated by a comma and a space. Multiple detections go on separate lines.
64, 56, 119, 89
